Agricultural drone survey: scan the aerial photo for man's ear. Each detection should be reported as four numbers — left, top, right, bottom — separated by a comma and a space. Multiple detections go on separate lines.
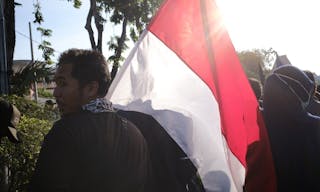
84, 81, 99, 99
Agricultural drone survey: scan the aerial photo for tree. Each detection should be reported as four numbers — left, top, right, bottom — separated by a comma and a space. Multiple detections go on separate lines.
237, 48, 277, 84
3, 0, 20, 92
10, 61, 54, 96
84, 0, 162, 80
6, 0, 161, 89
3, 0, 80, 94
32, 1, 54, 64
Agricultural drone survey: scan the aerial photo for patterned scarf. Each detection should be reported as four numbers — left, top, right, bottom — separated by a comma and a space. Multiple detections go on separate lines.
82, 98, 114, 113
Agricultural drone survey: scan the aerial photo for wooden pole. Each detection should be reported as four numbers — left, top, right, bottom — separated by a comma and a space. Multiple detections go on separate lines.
29, 22, 38, 102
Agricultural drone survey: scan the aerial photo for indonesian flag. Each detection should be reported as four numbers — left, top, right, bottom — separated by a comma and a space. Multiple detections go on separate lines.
106, 0, 276, 191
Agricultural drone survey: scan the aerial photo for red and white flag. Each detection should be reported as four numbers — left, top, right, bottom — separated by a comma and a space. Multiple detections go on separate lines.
107, 0, 276, 191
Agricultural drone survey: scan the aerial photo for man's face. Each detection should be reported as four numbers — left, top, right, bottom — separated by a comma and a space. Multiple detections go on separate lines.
53, 64, 87, 116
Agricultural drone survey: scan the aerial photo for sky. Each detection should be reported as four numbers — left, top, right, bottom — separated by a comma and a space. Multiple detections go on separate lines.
14, 0, 320, 75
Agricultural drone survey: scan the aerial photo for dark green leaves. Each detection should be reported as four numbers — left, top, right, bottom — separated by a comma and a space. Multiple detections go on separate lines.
32, 2, 43, 24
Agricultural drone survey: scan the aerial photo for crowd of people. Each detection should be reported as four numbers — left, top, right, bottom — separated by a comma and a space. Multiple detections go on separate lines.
1, 48, 319, 191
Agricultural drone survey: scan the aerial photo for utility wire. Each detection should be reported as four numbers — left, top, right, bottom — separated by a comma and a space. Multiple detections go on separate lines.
16, 30, 41, 45
15, 30, 61, 54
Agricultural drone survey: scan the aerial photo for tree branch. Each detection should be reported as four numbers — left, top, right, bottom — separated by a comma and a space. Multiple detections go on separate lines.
95, 13, 104, 53
111, 16, 127, 80
85, 0, 97, 50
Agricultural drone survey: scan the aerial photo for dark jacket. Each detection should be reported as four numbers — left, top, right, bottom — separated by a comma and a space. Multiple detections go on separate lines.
307, 98, 320, 116
29, 110, 150, 192
117, 110, 204, 192
263, 73, 320, 192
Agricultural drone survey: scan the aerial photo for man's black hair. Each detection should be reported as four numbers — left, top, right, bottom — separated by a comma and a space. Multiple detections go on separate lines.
57, 49, 111, 96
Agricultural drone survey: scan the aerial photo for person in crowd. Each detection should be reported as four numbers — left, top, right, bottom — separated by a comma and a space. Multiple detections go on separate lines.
248, 77, 263, 108
304, 70, 318, 98
316, 85, 320, 100
248, 78, 263, 100
0, 100, 20, 143
263, 65, 320, 191
304, 70, 320, 116
29, 49, 150, 192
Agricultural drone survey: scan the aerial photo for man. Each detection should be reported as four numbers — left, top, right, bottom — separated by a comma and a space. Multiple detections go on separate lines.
0, 100, 20, 143
29, 49, 150, 192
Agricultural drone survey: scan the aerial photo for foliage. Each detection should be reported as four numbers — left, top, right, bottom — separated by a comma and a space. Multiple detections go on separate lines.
65, 0, 82, 8
237, 48, 277, 83
5, 0, 80, 86
32, 2, 44, 24
8, 0, 162, 87
106, 0, 163, 80
36, 27, 52, 37
10, 61, 54, 96
37, 39, 55, 64
37, 88, 53, 98
29, 0, 87, 65
32, 1, 55, 64
7, 0, 162, 94
1, 95, 59, 122
31, 0, 80, 64
82, 0, 163, 80
0, 116, 51, 192
0, 95, 58, 191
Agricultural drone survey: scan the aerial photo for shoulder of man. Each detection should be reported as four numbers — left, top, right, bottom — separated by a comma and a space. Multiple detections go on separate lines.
51, 110, 146, 143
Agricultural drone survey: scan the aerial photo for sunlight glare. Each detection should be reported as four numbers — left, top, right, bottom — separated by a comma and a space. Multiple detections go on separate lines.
215, 0, 320, 74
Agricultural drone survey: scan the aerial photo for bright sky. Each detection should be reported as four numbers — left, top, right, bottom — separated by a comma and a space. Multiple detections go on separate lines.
14, 0, 320, 74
